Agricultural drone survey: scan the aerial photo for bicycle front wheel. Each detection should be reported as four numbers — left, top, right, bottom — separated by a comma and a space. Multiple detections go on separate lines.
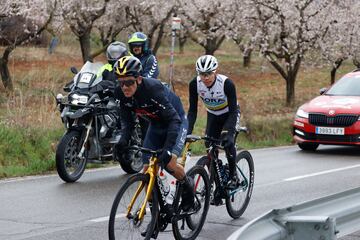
226, 150, 254, 219
108, 173, 159, 240
172, 165, 210, 240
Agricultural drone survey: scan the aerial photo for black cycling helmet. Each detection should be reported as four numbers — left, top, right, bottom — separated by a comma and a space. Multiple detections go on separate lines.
114, 56, 143, 78
106, 41, 128, 64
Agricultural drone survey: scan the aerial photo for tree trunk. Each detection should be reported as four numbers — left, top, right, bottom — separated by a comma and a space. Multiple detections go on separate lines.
243, 48, 252, 68
330, 59, 343, 84
285, 59, 301, 106
285, 76, 296, 106
79, 31, 93, 63
152, 24, 165, 56
353, 58, 360, 69
204, 36, 225, 55
0, 47, 14, 91
179, 34, 187, 54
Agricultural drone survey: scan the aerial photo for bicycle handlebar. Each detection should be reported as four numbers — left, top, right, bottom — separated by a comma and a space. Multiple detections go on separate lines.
124, 145, 162, 155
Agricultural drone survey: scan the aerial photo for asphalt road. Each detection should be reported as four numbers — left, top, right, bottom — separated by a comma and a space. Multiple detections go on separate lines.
1, 145, 360, 240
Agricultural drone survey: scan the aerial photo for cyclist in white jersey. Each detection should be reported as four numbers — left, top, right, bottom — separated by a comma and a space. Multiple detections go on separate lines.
187, 55, 241, 189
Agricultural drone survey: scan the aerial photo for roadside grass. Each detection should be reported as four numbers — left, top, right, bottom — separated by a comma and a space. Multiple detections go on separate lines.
0, 37, 356, 178
0, 123, 62, 178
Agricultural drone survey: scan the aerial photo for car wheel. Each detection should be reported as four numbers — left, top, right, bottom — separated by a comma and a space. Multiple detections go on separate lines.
297, 142, 319, 151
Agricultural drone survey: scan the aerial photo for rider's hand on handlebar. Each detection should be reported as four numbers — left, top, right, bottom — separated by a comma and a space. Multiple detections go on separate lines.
158, 150, 172, 165
221, 131, 235, 148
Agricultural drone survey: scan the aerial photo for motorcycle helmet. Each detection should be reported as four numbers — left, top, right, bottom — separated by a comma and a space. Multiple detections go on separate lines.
128, 32, 148, 55
106, 41, 128, 65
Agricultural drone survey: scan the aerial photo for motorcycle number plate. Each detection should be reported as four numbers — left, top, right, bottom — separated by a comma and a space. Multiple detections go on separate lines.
80, 73, 92, 83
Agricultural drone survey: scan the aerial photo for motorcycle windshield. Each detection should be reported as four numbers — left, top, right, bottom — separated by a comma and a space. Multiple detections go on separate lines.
74, 61, 104, 89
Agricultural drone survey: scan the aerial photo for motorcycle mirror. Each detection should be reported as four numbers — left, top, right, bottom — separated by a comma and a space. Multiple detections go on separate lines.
70, 67, 78, 74
319, 87, 327, 95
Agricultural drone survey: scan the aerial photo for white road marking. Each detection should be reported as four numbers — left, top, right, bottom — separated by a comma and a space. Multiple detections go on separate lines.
284, 164, 360, 182
89, 213, 127, 223
0, 166, 120, 184
89, 208, 150, 223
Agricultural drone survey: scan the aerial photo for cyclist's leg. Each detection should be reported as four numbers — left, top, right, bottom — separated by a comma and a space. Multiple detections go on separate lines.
163, 115, 195, 211
223, 110, 241, 187
142, 123, 166, 168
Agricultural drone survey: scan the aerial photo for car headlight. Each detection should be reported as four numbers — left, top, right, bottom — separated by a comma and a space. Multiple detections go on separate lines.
71, 94, 88, 105
296, 109, 309, 119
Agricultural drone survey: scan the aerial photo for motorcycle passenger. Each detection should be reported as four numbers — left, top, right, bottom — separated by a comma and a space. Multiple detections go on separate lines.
128, 32, 159, 79
113, 56, 195, 212
187, 55, 241, 190
98, 41, 128, 82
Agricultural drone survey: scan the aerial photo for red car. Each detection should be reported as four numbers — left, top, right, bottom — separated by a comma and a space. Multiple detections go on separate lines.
293, 70, 360, 151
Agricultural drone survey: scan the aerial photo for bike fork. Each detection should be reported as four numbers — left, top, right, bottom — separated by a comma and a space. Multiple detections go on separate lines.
77, 118, 93, 159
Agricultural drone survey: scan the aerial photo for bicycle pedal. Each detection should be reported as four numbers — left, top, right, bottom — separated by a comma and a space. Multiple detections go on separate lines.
141, 228, 159, 239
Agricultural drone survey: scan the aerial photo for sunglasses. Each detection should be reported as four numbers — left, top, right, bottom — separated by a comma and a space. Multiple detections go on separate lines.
119, 79, 136, 87
199, 71, 214, 77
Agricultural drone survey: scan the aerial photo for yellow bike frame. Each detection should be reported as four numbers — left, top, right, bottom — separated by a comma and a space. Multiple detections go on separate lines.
126, 140, 193, 221
126, 155, 159, 220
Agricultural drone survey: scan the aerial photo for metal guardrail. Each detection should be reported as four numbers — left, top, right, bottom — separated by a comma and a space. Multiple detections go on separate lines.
228, 187, 360, 240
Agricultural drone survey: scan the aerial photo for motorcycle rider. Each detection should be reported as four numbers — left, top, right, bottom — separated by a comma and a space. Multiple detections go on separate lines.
113, 56, 195, 212
97, 41, 128, 82
187, 55, 241, 190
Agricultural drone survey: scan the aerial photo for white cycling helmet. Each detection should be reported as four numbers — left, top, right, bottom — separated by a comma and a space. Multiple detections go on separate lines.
196, 55, 218, 73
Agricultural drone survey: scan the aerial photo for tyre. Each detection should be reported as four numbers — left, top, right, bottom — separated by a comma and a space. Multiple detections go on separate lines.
225, 150, 254, 219
56, 130, 87, 183
172, 165, 210, 240
118, 150, 143, 174
195, 156, 215, 205
298, 142, 319, 151
109, 174, 159, 240
117, 127, 143, 174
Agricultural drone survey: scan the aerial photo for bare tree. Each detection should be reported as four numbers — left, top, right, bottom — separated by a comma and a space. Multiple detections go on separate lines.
0, 0, 56, 91
177, 0, 229, 55
317, 1, 356, 84
225, 0, 257, 67
92, 0, 133, 57
252, 0, 335, 106
124, 0, 175, 55
59, 0, 109, 62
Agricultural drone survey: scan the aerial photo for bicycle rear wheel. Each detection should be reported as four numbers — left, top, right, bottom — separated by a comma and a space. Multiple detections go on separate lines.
225, 150, 254, 219
172, 165, 210, 240
108, 173, 159, 240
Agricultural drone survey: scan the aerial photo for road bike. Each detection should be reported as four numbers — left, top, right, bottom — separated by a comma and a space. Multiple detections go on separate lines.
194, 127, 254, 219
108, 135, 210, 240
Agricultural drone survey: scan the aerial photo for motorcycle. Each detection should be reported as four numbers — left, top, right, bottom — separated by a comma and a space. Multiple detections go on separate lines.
55, 61, 143, 183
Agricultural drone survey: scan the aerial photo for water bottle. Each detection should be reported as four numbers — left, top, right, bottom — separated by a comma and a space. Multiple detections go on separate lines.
166, 180, 176, 204
159, 170, 170, 196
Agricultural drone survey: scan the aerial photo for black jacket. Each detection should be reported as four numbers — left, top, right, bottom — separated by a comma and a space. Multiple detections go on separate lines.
114, 77, 183, 151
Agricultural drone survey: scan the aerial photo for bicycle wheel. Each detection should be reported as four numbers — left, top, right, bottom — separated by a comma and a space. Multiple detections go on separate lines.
172, 165, 210, 240
109, 173, 159, 240
225, 150, 254, 219
195, 156, 216, 205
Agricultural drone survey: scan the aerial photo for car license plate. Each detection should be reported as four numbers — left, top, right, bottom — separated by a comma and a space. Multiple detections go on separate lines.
315, 127, 344, 135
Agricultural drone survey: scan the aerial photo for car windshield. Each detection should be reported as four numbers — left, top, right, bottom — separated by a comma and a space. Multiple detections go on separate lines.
326, 74, 360, 96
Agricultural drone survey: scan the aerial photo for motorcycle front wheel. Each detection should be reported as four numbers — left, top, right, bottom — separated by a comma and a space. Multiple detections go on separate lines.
56, 130, 87, 183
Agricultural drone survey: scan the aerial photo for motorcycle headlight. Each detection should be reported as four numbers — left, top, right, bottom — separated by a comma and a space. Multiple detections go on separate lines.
71, 94, 88, 105
296, 108, 309, 119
